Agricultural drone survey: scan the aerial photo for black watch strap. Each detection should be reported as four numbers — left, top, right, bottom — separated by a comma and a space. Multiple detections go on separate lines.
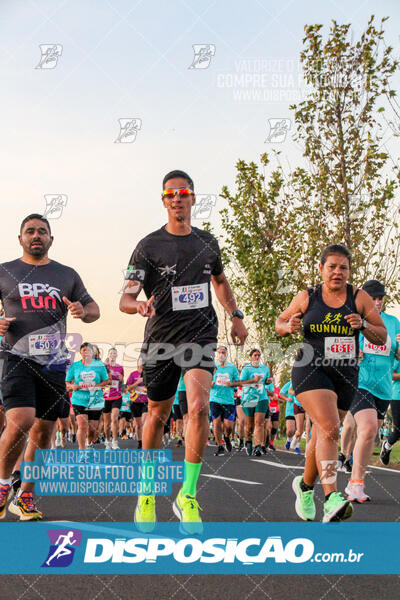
230, 309, 244, 320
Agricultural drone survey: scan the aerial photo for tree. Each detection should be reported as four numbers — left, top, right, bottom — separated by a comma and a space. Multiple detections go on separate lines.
290, 16, 400, 290
219, 154, 301, 368
216, 16, 400, 371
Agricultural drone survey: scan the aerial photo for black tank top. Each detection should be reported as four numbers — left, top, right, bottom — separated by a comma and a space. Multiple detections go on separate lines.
301, 283, 360, 367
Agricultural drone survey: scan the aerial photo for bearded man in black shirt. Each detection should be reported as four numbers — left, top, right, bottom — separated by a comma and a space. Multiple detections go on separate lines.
0, 214, 100, 520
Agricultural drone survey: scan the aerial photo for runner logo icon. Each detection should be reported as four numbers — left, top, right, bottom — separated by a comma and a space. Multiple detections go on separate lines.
159, 265, 177, 277
18, 283, 62, 310
42, 529, 82, 568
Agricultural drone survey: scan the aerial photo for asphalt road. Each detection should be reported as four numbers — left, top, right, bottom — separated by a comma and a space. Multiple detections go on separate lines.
2, 441, 399, 599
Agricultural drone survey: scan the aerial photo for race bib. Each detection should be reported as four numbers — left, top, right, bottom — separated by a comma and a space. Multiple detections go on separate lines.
242, 397, 258, 408
216, 373, 230, 386
111, 379, 119, 388
172, 283, 208, 311
363, 336, 391, 357
80, 370, 96, 387
269, 406, 278, 413
250, 382, 264, 391
29, 333, 61, 356
324, 337, 356, 359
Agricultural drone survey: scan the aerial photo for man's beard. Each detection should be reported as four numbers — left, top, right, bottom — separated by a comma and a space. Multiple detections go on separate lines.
27, 242, 48, 257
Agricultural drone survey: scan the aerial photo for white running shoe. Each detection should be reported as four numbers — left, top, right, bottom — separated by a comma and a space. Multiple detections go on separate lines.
104, 440, 112, 450
112, 440, 120, 450
345, 480, 371, 503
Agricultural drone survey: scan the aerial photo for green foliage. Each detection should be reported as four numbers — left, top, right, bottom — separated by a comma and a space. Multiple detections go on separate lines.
291, 16, 400, 290
217, 16, 400, 367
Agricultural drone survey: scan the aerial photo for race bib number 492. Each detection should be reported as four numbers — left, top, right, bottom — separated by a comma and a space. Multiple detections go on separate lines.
171, 283, 208, 311
324, 337, 356, 359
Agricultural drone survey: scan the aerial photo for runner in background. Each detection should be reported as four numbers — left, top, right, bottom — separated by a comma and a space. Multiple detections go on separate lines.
69, 398, 77, 444
172, 388, 184, 446
65, 342, 108, 451
234, 381, 245, 451
291, 394, 306, 455
119, 385, 132, 440
347, 280, 400, 502
177, 374, 189, 439
103, 348, 124, 450
126, 358, 148, 450
210, 346, 240, 456
280, 380, 296, 450
240, 349, 271, 457
339, 412, 356, 473
266, 380, 279, 451
381, 358, 400, 465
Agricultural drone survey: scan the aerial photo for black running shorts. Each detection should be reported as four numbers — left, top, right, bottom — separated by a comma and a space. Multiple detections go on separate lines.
72, 404, 102, 421
350, 388, 390, 420
292, 362, 358, 412
173, 404, 183, 421
178, 391, 188, 416
131, 403, 147, 418
1, 353, 68, 421
119, 411, 132, 421
103, 397, 122, 413
143, 341, 215, 402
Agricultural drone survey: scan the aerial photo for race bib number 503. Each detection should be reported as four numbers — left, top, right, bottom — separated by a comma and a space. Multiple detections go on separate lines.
172, 283, 208, 311
29, 334, 61, 356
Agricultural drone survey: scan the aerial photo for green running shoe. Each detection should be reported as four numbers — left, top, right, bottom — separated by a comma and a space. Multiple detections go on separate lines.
292, 476, 316, 521
173, 489, 203, 535
323, 492, 353, 523
134, 495, 156, 532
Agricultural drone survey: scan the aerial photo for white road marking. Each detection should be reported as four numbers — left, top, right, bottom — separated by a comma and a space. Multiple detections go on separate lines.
201, 474, 262, 485
368, 464, 400, 474
251, 459, 303, 470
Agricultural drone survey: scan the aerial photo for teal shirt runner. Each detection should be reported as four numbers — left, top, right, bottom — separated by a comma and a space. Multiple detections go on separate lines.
358, 312, 400, 400
280, 380, 295, 418
66, 359, 108, 410
240, 363, 270, 408
210, 362, 239, 405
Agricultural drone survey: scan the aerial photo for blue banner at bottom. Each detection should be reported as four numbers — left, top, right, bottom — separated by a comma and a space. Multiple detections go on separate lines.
1, 522, 398, 574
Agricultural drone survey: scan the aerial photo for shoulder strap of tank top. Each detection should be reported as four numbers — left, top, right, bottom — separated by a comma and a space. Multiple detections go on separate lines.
306, 284, 319, 310
347, 283, 359, 312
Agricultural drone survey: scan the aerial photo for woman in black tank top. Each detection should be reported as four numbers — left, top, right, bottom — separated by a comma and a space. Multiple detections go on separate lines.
276, 244, 386, 523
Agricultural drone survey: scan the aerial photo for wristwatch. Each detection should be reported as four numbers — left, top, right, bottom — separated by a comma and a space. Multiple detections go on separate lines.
230, 309, 244, 321
359, 318, 367, 331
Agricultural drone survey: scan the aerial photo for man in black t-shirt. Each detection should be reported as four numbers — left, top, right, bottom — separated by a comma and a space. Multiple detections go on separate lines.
0, 214, 100, 520
120, 170, 248, 533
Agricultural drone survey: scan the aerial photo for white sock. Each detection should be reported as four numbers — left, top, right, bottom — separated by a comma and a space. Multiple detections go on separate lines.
0, 477, 12, 486
386, 440, 392, 450
286, 436, 293, 443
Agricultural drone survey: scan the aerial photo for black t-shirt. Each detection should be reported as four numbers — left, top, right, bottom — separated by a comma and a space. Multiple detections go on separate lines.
0, 259, 93, 367
125, 226, 224, 345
